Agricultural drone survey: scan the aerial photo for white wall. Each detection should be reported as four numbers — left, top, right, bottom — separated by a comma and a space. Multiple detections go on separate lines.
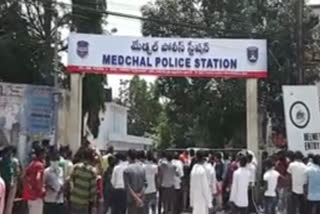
96, 102, 128, 149
311, 5, 320, 17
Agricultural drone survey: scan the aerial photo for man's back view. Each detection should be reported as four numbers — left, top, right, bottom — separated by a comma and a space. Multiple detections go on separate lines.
124, 150, 146, 214
230, 156, 251, 214
159, 153, 177, 214
70, 149, 97, 214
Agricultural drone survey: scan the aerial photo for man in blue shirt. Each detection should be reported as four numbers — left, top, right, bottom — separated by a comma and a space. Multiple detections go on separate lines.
306, 154, 320, 214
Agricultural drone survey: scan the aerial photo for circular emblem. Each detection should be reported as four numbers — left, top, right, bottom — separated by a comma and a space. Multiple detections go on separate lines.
289, 101, 310, 129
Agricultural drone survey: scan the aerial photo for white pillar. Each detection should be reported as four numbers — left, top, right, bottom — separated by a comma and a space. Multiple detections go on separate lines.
246, 79, 259, 156
68, 74, 83, 154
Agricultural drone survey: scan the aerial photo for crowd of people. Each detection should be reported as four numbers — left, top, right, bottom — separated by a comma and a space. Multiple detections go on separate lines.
0, 140, 319, 214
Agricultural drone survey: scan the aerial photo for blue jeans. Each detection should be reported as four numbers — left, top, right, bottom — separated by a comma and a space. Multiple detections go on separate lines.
277, 187, 290, 213
143, 193, 157, 214
290, 193, 305, 214
264, 196, 277, 214
307, 201, 320, 214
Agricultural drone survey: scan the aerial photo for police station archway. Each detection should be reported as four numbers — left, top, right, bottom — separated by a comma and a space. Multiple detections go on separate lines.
67, 33, 267, 155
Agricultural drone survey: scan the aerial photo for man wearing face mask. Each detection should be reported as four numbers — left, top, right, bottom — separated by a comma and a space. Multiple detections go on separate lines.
43, 150, 65, 214
23, 146, 45, 214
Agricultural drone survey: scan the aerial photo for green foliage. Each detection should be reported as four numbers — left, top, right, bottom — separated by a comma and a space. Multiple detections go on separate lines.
155, 110, 173, 149
0, 3, 37, 84
0, 0, 108, 137
117, 76, 162, 137
72, 0, 106, 34
141, 0, 320, 148
0, 0, 67, 85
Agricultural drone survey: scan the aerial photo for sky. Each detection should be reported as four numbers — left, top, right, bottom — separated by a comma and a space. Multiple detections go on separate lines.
60, 0, 154, 98
310, 0, 320, 4
106, 0, 156, 97
105, 0, 320, 97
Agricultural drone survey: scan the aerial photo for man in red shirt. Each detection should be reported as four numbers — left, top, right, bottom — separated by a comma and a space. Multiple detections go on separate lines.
179, 151, 190, 165
23, 146, 45, 214
275, 151, 290, 214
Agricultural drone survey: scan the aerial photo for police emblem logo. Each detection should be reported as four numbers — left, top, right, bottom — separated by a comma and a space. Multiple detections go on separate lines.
77, 40, 89, 58
289, 101, 311, 129
247, 47, 259, 63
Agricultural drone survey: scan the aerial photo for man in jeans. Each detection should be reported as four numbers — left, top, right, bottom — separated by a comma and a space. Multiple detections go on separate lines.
159, 152, 177, 214
287, 151, 307, 214
305, 155, 320, 214
263, 159, 279, 214
275, 151, 290, 214
143, 151, 158, 214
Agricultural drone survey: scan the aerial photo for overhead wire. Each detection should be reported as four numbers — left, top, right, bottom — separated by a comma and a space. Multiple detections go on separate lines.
13, 0, 298, 39
45, 0, 264, 37
4, 0, 276, 41
4, 0, 284, 69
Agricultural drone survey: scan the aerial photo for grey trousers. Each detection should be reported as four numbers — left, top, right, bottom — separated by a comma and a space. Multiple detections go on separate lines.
162, 187, 175, 214
70, 205, 89, 214
127, 203, 144, 214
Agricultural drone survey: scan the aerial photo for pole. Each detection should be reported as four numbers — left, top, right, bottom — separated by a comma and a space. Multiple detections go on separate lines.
53, 12, 59, 147
246, 78, 260, 202
53, 12, 59, 87
69, 74, 83, 154
246, 79, 259, 157
297, 0, 304, 84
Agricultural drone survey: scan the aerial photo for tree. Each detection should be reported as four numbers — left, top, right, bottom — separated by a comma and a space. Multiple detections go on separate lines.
117, 76, 162, 137
0, 0, 108, 137
141, 0, 320, 148
72, 0, 107, 137
0, 2, 37, 84
154, 109, 173, 149
0, 0, 68, 85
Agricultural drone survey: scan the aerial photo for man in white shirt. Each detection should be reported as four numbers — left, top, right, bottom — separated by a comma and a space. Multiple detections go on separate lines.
247, 154, 257, 185
44, 150, 64, 214
230, 156, 251, 214
158, 153, 177, 214
111, 153, 127, 214
204, 156, 217, 214
190, 151, 212, 214
287, 151, 307, 214
263, 159, 280, 214
172, 153, 184, 214
204, 157, 217, 197
143, 152, 158, 214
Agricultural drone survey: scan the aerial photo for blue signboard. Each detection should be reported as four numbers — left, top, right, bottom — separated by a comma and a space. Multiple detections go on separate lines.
24, 86, 55, 134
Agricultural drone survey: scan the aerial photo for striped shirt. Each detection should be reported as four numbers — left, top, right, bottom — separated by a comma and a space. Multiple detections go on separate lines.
70, 163, 97, 207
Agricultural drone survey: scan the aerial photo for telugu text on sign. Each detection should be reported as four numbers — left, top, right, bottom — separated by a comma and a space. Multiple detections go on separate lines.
68, 33, 267, 78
